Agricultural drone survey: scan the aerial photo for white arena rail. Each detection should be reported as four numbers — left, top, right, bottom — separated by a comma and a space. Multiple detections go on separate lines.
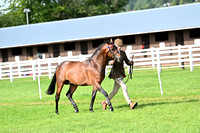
0, 44, 200, 83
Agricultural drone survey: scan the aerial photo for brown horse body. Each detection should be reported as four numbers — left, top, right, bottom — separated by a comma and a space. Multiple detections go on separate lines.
46, 43, 121, 114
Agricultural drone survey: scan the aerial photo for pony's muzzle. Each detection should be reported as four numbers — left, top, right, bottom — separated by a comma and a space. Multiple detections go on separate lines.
116, 57, 121, 62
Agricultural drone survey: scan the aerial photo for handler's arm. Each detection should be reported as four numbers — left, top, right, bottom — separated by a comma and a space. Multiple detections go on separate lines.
123, 51, 133, 66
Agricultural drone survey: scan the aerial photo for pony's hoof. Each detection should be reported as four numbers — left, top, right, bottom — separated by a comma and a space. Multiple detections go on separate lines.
55, 110, 59, 115
89, 109, 94, 112
75, 109, 79, 113
109, 108, 114, 111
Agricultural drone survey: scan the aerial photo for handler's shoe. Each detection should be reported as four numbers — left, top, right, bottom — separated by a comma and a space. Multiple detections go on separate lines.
129, 101, 138, 109
102, 101, 107, 110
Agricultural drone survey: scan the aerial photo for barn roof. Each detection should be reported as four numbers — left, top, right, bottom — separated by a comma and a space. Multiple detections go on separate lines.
1, 3, 200, 49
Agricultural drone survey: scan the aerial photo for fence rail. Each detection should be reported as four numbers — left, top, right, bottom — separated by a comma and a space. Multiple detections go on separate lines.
0, 44, 200, 82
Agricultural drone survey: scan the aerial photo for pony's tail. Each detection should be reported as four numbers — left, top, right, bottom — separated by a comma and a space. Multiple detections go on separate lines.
46, 73, 56, 95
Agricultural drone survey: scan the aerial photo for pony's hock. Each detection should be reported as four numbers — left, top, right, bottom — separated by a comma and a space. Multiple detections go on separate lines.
46, 42, 121, 114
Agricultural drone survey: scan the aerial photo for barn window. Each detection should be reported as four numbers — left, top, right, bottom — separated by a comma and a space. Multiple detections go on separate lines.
122, 35, 135, 44
2, 49, 8, 62
92, 39, 105, 48
155, 32, 169, 42
26, 47, 33, 57
53, 45, 60, 57
189, 28, 200, 38
12, 48, 22, 56
37, 45, 48, 53
80, 41, 88, 55
64, 42, 75, 50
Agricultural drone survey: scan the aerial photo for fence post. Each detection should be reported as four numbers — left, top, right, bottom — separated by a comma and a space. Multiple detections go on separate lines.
58, 56, 62, 65
48, 58, 52, 79
38, 59, 41, 76
151, 47, 156, 69
79, 54, 85, 62
32, 60, 36, 80
189, 46, 194, 72
68, 51, 73, 57
9, 62, 14, 82
156, 49, 163, 95
178, 45, 182, 68
17, 61, 21, 78
105, 65, 108, 75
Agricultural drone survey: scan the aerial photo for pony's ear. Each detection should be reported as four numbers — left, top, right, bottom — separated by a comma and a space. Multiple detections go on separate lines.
110, 38, 113, 43
106, 40, 111, 44
107, 39, 113, 44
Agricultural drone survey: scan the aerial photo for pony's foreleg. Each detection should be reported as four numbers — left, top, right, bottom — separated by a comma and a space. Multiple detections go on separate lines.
98, 87, 114, 111
89, 90, 97, 112
66, 84, 79, 113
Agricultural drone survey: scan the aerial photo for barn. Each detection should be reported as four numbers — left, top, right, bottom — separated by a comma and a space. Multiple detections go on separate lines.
0, 3, 200, 62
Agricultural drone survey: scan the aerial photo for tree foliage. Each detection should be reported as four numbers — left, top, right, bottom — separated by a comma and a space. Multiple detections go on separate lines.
0, 0, 199, 28
0, 0, 128, 28
126, 0, 198, 11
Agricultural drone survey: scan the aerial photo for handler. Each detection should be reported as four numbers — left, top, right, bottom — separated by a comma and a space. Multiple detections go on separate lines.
102, 38, 138, 110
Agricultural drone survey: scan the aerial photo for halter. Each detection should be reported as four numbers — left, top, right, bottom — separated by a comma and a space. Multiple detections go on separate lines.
106, 44, 120, 59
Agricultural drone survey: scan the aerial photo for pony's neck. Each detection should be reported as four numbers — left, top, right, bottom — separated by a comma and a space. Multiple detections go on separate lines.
91, 46, 108, 73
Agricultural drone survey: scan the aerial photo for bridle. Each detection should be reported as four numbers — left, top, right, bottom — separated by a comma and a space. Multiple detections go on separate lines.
106, 44, 121, 60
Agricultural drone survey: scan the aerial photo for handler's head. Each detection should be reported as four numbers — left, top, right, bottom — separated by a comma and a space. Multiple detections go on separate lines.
114, 38, 123, 46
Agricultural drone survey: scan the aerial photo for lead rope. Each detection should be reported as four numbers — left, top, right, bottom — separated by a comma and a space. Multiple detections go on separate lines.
124, 64, 133, 83
124, 55, 134, 83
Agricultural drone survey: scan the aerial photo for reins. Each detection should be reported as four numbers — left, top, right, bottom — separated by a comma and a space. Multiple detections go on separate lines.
124, 64, 133, 83
107, 44, 120, 60
125, 55, 134, 83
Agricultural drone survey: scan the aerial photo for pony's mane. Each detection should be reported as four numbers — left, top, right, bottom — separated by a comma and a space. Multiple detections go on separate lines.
89, 43, 106, 59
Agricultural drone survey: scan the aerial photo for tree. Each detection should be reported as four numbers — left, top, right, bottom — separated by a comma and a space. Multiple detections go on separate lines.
0, 0, 128, 28
172, 0, 180, 5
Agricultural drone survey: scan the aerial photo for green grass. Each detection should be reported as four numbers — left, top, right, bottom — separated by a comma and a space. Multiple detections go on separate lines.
0, 67, 200, 133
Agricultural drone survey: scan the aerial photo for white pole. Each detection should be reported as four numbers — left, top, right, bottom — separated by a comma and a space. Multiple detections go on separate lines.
23, 9, 30, 25
17, 60, 21, 78
48, 58, 52, 79
189, 46, 194, 72
9, 63, 13, 82
38, 74, 42, 100
32, 60, 36, 80
156, 49, 163, 95
26, 12, 29, 25
178, 45, 182, 68
151, 47, 156, 68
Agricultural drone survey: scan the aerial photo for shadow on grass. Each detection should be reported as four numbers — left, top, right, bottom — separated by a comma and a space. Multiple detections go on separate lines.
115, 99, 200, 109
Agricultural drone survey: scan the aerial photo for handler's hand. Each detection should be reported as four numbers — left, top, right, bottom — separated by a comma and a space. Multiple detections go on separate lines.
108, 60, 115, 65
130, 60, 134, 65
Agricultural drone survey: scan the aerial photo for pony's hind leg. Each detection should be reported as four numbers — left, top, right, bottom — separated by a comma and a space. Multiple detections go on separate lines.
98, 87, 114, 111
55, 81, 64, 114
66, 84, 79, 113
89, 90, 97, 112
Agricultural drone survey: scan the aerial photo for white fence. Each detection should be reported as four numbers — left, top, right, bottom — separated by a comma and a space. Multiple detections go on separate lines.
0, 44, 200, 83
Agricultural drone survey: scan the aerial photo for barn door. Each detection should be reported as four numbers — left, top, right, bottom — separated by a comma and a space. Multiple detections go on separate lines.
142, 34, 150, 49
53, 45, 60, 57
175, 31, 184, 46
81, 41, 88, 55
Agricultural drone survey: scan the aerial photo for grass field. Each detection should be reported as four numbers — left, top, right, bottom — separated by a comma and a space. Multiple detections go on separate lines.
0, 67, 200, 133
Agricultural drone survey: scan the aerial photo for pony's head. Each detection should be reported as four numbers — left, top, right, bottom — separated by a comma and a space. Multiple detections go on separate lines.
106, 41, 121, 62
